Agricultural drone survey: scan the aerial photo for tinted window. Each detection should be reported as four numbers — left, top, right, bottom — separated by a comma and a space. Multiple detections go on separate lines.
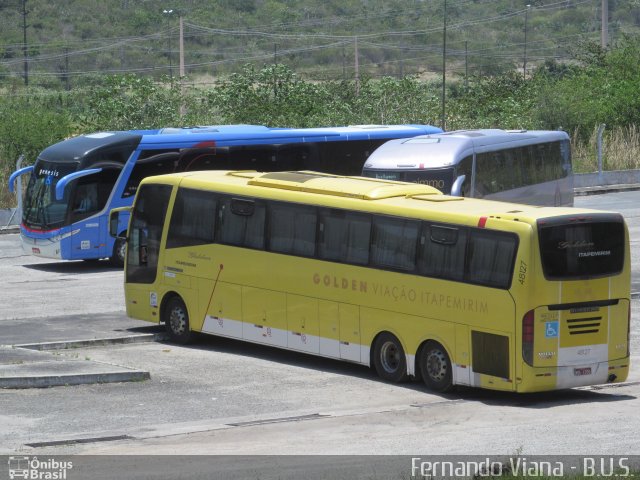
418, 224, 467, 281
476, 141, 566, 198
466, 230, 517, 288
371, 216, 419, 271
126, 184, 172, 284
538, 216, 625, 279
70, 168, 121, 223
217, 197, 266, 249
457, 156, 473, 197
167, 188, 217, 248
269, 203, 317, 257
122, 150, 178, 198
318, 209, 371, 265
317, 140, 383, 175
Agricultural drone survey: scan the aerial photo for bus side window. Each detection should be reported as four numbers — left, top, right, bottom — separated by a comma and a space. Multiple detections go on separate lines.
70, 168, 121, 222
318, 209, 371, 265
273, 144, 315, 171
216, 197, 265, 249
418, 224, 467, 281
317, 140, 379, 176
122, 150, 179, 198
166, 188, 218, 249
474, 152, 491, 196
228, 146, 276, 171
371, 216, 419, 271
268, 202, 317, 257
466, 230, 517, 288
457, 156, 473, 197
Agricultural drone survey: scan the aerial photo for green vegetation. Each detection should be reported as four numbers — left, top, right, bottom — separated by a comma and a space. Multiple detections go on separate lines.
3, 4, 640, 208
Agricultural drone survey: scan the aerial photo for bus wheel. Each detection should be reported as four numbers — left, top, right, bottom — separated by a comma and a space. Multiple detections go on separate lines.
164, 296, 192, 345
110, 238, 126, 268
419, 341, 453, 393
372, 332, 408, 383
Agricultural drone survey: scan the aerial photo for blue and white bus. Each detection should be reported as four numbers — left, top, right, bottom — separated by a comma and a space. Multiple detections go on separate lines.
8, 124, 442, 265
362, 129, 573, 207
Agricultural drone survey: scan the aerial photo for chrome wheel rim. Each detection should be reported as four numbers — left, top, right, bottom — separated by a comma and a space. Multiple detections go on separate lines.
169, 306, 187, 335
426, 349, 448, 382
380, 340, 402, 374
117, 240, 127, 263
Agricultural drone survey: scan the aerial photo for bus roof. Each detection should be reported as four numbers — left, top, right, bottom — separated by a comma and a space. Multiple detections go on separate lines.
363, 129, 570, 170
38, 124, 442, 165
39, 132, 143, 164
143, 170, 596, 229
136, 124, 442, 147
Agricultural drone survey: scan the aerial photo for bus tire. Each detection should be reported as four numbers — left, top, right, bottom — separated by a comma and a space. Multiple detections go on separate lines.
372, 332, 408, 383
419, 341, 453, 393
110, 237, 126, 268
164, 296, 192, 345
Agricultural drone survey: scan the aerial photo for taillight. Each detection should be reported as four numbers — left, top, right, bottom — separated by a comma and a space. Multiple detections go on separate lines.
522, 309, 535, 366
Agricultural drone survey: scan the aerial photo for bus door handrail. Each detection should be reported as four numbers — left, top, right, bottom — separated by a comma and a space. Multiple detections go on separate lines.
8, 165, 33, 193
55, 168, 102, 200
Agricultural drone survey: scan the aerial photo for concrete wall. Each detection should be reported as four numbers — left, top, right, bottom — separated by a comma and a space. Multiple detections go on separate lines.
574, 169, 640, 188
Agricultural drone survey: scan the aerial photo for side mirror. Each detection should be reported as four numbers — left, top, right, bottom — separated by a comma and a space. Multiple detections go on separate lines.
109, 207, 130, 238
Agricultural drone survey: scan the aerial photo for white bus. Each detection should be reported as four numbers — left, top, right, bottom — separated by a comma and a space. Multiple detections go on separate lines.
361, 129, 573, 206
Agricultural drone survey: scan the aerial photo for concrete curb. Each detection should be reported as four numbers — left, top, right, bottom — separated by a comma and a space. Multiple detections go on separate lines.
0, 370, 150, 389
0, 226, 19, 235
574, 184, 640, 196
16, 332, 166, 351
0, 334, 158, 389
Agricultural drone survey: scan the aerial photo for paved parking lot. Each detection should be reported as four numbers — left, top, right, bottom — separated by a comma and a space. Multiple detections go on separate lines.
1, 190, 639, 463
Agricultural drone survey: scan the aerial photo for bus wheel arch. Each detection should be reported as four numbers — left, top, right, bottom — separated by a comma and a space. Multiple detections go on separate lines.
417, 340, 454, 393
162, 293, 193, 345
371, 331, 408, 383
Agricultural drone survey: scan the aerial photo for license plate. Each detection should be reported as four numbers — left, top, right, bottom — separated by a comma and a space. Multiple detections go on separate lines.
574, 367, 592, 376
32, 247, 40, 254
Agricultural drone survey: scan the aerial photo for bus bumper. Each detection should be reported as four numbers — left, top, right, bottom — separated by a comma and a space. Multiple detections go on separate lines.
516, 359, 629, 393
20, 231, 63, 259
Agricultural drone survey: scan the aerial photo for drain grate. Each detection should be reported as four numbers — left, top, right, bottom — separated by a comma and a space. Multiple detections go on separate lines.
227, 413, 328, 427
581, 381, 640, 391
25, 435, 132, 448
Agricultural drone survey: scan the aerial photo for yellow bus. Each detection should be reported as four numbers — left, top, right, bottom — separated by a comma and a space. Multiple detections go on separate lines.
110, 170, 630, 393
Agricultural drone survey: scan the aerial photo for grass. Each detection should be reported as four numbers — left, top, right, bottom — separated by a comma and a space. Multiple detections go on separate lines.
572, 124, 640, 173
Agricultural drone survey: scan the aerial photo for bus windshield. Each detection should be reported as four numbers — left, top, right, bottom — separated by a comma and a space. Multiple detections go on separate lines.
23, 161, 78, 230
362, 167, 456, 193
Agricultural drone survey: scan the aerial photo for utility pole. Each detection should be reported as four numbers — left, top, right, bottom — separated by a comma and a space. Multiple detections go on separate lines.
441, 0, 447, 131
342, 47, 346, 80
163, 9, 174, 80
21, 0, 29, 86
601, 0, 609, 48
179, 15, 186, 118
64, 46, 70, 91
523, 4, 531, 78
354, 36, 360, 96
464, 40, 468, 90
179, 16, 185, 77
